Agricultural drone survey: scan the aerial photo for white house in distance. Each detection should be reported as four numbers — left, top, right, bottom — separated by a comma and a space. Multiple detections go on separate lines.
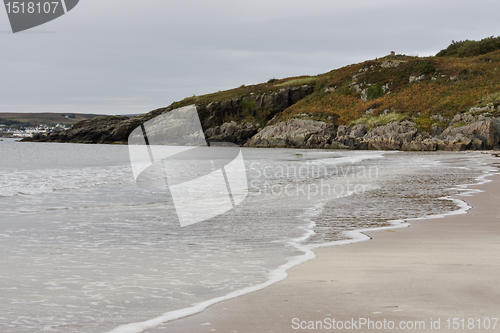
0, 123, 70, 138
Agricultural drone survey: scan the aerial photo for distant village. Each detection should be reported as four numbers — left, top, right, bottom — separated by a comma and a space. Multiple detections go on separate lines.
0, 123, 71, 138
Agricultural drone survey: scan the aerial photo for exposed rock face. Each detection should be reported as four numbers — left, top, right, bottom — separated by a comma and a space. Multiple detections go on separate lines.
350, 124, 368, 138
243, 116, 500, 151
244, 119, 337, 148
197, 85, 314, 129
205, 121, 259, 145
409, 74, 426, 83
363, 121, 418, 150
24, 85, 314, 145
26, 115, 133, 144
380, 61, 400, 68
439, 120, 495, 150
24, 107, 175, 144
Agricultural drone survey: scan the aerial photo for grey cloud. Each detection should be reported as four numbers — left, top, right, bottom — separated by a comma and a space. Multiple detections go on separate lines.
1, 0, 499, 115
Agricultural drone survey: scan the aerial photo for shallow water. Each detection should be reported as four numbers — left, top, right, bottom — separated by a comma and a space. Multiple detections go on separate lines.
0, 139, 494, 332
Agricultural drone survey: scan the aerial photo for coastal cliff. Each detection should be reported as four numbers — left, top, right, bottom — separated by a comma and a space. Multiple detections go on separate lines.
24, 37, 500, 150
25, 85, 315, 145
244, 110, 500, 151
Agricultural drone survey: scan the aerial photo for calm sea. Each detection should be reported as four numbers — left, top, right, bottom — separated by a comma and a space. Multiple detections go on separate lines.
0, 138, 494, 332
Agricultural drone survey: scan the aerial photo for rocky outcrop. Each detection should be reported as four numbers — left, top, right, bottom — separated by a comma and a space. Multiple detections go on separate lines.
244, 119, 337, 148
24, 85, 314, 145
197, 85, 314, 129
363, 121, 418, 150
205, 121, 259, 145
24, 108, 176, 144
26, 115, 133, 144
440, 120, 495, 149
243, 113, 500, 151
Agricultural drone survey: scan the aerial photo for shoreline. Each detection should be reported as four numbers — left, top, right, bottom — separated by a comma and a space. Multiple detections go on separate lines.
107, 156, 499, 333
157, 171, 500, 333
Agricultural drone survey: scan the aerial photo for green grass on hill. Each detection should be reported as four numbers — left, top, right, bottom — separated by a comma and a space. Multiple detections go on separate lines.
436, 36, 500, 58
162, 37, 500, 129
170, 75, 322, 109
352, 112, 408, 126
283, 50, 500, 125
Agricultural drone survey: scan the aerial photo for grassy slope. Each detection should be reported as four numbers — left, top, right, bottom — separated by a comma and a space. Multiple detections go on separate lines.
16, 42, 497, 133
284, 51, 500, 126
170, 50, 500, 130
171, 76, 321, 108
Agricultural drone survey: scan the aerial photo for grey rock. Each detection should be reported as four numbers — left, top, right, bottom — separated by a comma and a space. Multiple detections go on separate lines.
440, 120, 495, 149
350, 124, 368, 138
350, 83, 363, 93
245, 119, 335, 148
380, 61, 400, 68
409, 74, 426, 83
205, 127, 220, 137
337, 125, 349, 137
363, 121, 418, 150
220, 121, 238, 136
360, 89, 368, 101
206, 121, 258, 145
461, 113, 475, 123
382, 83, 390, 93
430, 124, 444, 136
451, 113, 461, 124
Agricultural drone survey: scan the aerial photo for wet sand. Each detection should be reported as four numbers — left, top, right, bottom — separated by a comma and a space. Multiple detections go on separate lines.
147, 174, 500, 333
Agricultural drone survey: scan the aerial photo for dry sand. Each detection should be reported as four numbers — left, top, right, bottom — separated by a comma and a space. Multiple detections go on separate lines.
149, 174, 500, 333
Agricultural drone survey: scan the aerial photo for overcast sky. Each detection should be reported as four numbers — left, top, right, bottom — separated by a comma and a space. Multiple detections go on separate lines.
1, 0, 499, 115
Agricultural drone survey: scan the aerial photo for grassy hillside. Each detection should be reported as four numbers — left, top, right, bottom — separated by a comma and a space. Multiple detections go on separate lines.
0, 113, 101, 128
168, 37, 500, 129
21, 37, 500, 147
171, 76, 320, 108
284, 51, 500, 125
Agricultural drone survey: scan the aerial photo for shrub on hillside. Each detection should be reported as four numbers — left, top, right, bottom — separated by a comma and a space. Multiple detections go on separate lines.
365, 83, 384, 100
410, 60, 436, 75
436, 36, 500, 58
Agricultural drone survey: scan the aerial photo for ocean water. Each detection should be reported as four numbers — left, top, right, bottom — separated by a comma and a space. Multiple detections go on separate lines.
0, 138, 495, 332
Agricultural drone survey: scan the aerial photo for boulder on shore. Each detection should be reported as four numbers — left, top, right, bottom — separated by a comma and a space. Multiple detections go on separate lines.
243, 116, 500, 151
244, 119, 337, 148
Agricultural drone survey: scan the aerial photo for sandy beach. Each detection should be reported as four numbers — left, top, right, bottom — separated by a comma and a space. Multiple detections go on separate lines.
148, 173, 500, 333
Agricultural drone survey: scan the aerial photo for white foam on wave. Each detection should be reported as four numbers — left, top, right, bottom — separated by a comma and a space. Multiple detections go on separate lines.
105, 153, 498, 333
103, 201, 323, 333
101, 152, 390, 333
104, 192, 357, 333
308, 157, 498, 249
0, 165, 132, 198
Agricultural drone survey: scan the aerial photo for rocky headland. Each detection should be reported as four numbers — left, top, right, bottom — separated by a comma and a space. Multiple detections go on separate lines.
244, 107, 500, 151
25, 99, 500, 151
24, 37, 500, 151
